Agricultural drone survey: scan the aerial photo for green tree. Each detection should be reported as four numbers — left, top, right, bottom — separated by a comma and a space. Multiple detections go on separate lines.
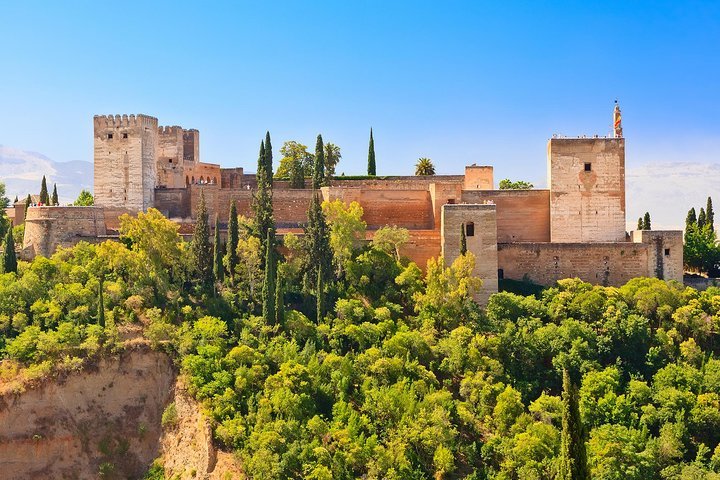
213, 215, 224, 284
97, 276, 105, 327
559, 368, 589, 480
686, 208, 697, 229
460, 223, 467, 255
73, 189, 94, 206
304, 193, 333, 288
372, 225, 410, 261
324, 142, 341, 180
643, 212, 651, 231
2, 226, 17, 274
253, 140, 275, 262
698, 208, 706, 229
707, 196, 714, 232
321, 199, 366, 274
39, 175, 49, 205
274, 269, 284, 327
0, 182, 9, 208
313, 134, 325, 189
265, 131, 274, 187
262, 231, 276, 325
316, 264, 324, 324
277, 141, 313, 180
368, 128, 376, 176
415, 157, 436, 176
24, 194, 31, 219
51, 184, 58, 206
637, 217, 644, 230
191, 190, 213, 289
224, 200, 239, 282
499, 178, 533, 189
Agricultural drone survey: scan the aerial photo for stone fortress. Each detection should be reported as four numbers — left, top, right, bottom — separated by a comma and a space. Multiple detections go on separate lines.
21, 104, 684, 303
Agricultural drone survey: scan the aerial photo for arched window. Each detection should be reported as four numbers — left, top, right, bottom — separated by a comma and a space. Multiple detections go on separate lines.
466, 222, 475, 237
213, 177, 217, 184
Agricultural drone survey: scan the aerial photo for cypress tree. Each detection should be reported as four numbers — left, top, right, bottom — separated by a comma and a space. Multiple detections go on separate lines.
275, 268, 284, 327
24, 194, 31, 220
707, 197, 714, 232
225, 200, 239, 282
686, 207, 697, 229
265, 131, 274, 186
290, 156, 305, 189
2, 227, 17, 274
460, 223, 467, 255
213, 215, 224, 284
13, 196, 18, 204
637, 217, 644, 231
51, 184, 58, 206
253, 139, 275, 264
313, 134, 325, 189
304, 193, 333, 289
698, 208, 707, 230
97, 276, 105, 327
256, 139, 267, 184
367, 128, 376, 176
643, 212, 651, 231
316, 266, 324, 324
559, 368, 589, 480
191, 190, 214, 289
39, 176, 49, 205
262, 230, 276, 325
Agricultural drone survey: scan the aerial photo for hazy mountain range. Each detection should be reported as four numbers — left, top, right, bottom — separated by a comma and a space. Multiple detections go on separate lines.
1, 145, 717, 230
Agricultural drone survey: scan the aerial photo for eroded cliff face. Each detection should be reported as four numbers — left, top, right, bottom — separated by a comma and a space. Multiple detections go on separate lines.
0, 347, 175, 480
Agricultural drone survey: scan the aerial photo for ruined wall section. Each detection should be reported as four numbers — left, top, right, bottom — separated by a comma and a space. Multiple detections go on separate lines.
461, 190, 551, 242
497, 242, 650, 287
94, 114, 158, 211
441, 204, 498, 304
22, 207, 106, 258
631, 230, 684, 283
549, 138, 626, 242
156, 126, 185, 188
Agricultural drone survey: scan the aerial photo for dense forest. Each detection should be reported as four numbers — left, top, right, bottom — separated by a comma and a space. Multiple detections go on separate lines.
1, 156, 720, 479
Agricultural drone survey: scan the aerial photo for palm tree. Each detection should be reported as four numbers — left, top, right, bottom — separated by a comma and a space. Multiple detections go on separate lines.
415, 157, 436, 176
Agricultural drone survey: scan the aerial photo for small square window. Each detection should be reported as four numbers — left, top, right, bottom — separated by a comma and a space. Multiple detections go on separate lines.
584, 163, 592, 172
107, 133, 113, 139
466, 222, 475, 237
122, 133, 128, 139
447, 198, 456, 204
665, 248, 670, 256
169, 158, 173, 163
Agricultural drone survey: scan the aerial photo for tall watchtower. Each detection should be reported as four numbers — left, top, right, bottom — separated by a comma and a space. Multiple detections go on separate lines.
93, 114, 158, 211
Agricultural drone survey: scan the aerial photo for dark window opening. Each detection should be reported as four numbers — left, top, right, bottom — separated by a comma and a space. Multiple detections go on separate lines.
584, 162, 592, 172
665, 248, 670, 256
122, 133, 128, 139
466, 222, 475, 237
107, 133, 113, 139
447, 198, 456, 204
498, 268, 504, 280
169, 158, 173, 163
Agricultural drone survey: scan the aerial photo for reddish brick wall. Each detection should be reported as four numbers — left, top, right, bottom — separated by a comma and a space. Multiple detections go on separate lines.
461, 190, 551, 242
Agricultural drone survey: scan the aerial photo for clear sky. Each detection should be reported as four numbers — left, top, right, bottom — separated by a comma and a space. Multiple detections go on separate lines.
1, 1, 719, 225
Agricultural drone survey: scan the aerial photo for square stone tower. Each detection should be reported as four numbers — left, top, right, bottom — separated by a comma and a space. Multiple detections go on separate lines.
548, 137, 626, 242
157, 126, 185, 188
94, 114, 158, 211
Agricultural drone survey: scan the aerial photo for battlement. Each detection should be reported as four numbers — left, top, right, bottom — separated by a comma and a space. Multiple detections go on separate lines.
94, 114, 158, 130
158, 125, 184, 135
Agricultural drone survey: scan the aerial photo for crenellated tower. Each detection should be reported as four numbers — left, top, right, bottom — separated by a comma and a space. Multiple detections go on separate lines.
93, 114, 158, 211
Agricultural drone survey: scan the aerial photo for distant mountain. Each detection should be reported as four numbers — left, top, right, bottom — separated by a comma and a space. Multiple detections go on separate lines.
0, 145, 92, 204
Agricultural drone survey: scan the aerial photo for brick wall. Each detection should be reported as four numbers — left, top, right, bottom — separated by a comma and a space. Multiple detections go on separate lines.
461, 190, 550, 242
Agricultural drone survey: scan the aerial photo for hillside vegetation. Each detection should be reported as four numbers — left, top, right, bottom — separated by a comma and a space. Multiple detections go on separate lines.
1, 204, 720, 480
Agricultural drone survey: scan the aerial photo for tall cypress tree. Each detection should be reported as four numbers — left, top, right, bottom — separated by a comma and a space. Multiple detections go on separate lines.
51, 184, 59, 206
39, 176, 49, 205
24, 194, 31, 220
686, 207, 697, 229
460, 223, 467, 255
290, 156, 306, 189
192, 190, 214, 289
643, 212, 651, 231
313, 134, 325, 189
707, 197, 714, 232
265, 131, 274, 187
637, 217, 644, 231
262, 230, 276, 325
275, 268, 284, 327
97, 276, 105, 327
698, 208, 707, 230
304, 193, 333, 289
213, 215, 224, 284
2, 227, 17, 274
367, 128, 376, 176
559, 368, 589, 480
316, 266, 324, 324
253, 139, 275, 263
225, 200, 239, 282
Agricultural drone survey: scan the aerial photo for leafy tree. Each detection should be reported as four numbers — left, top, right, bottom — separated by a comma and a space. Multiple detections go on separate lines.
323, 142, 341, 180
303, 193, 333, 288
559, 368, 589, 480
24, 194, 31, 219
118, 208, 183, 281
415, 157, 436, 176
460, 223, 467, 255
707, 197, 714, 232
643, 212, 651, 231
313, 134, 325, 189
2, 226, 17, 274
637, 217, 644, 231
686, 208, 697, 229
368, 128, 376, 176
39, 175, 50, 205
191, 191, 213, 289
0, 182, 9, 208
262, 231, 276, 325
499, 178, 534, 190
265, 131, 274, 187
372, 225, 410, 261
253, 140, 275, 262
213, 215, 224, 284
275, 269, 284, 327
698, 207, 707, 230
316, 265, 324, 324
224, 200, 239, 282
73, 189, 94, 206
97, 276, 105, 327
277, 141, 313, 180
51, 184, 58, 206
322, 200, 366, 274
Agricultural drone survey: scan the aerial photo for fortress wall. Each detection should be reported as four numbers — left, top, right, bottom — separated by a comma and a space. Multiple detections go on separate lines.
399, 230, 441, 270
430, 183, 464, 230
497, 242, 650, 287
329, 176, 464, 190
156, 126, 185, 188
464, 166, 494, 190
183, 129, 199, 163
185, 162, 221, 186
23, 207, 106, 258
461, 190, 551, 242
154, 189, 190, 219
631, 230, 684, 283
355, 189, 433, 229
221, 168, 245, 188
101, 207, 140, 232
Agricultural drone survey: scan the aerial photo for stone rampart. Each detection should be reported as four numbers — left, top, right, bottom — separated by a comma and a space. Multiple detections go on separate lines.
23, 207, 106, 258
461, 189, 551, 242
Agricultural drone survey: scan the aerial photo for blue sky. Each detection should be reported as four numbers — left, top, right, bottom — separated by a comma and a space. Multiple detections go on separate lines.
1, 1, 719, 225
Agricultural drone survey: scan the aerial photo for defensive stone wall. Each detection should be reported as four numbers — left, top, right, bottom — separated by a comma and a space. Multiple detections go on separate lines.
220, 168, 245, 188
464, 165, 494, 190
153, 189, 190, 219
497, 242, 650, 286
441, 204, 498, 304
548, 138, 626, 242
23, 207, 106, 258
461, 189, 551, 242
631, 230, 684, 283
